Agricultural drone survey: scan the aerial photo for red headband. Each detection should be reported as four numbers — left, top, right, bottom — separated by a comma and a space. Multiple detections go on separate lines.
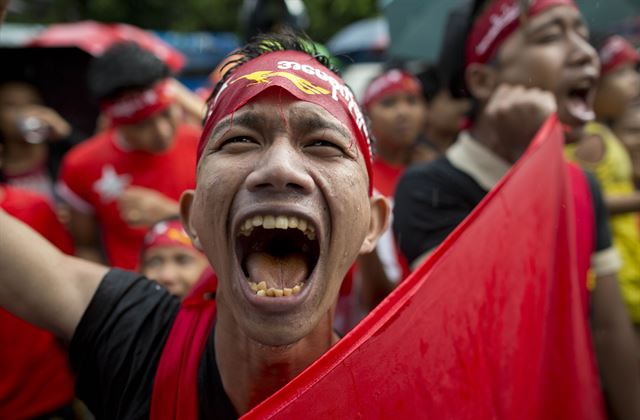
600, 35, 640, 76
142, 219, 196, 254
465, 0, 577, 67
362, 69, 422, 111
199, 50, 374, 194
101, 79, 175, 127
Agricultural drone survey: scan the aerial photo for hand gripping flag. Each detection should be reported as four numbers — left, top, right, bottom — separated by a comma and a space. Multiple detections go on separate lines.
243, 115, 605, 420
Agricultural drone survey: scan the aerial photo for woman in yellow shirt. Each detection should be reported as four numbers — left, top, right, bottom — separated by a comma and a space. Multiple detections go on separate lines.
566, 35, 640, 334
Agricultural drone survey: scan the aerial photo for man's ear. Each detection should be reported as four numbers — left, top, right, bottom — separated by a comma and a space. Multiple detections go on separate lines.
465, 63, 498, 103
359, 194, 391, 255
179, 189, 203, 251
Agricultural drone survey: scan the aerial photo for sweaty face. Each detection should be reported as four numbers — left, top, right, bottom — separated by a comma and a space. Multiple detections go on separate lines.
0, 82, 43, 142
494, 6, 599, 128
118, 105, 179, 153
188, 91, 373, 346
594, 63, 640, 121
141, 245, 209, 298
368, 92, 426, 150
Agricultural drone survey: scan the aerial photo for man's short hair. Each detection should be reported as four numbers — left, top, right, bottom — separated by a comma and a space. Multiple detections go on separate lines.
209, 31, 339, 103
87, 42, 171, 102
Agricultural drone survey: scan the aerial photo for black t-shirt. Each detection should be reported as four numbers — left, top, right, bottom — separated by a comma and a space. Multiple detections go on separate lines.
70, 269, 238, 419
393, 156, 612, 266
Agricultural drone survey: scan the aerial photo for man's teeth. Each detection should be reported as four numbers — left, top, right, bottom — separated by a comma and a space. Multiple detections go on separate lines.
248, 280, 303, 297
239, 215, 316, 239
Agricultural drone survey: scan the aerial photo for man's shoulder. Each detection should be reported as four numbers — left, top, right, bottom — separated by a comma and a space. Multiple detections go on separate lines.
399, 156, 483, 198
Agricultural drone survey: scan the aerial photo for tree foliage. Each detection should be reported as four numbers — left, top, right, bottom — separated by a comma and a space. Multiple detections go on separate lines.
8, 0, 379, 42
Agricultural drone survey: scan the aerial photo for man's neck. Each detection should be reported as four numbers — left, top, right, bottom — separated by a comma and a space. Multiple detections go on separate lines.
470, 115, 519, 164
215, 301, 338, 415
424, 126, 456, 153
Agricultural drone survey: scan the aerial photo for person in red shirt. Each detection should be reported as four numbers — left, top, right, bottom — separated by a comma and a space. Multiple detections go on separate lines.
0, 183, 76, 419
358, 69, 425, 310
57, 42, 200, 269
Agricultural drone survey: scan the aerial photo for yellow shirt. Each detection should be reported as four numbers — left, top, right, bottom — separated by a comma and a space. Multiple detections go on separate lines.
566, 122, 640, 323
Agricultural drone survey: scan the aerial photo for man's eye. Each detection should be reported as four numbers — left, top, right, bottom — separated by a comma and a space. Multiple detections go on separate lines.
218, 136, 259, 151
535, 32, 562, 43
305, 140, 345, 156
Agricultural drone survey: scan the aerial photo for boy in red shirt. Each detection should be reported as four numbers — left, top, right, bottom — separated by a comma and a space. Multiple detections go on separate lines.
57, 42, 200, 269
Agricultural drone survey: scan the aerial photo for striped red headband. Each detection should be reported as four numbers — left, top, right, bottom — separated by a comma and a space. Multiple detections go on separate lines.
465, 0, 577, 67
198, 50, 374, 194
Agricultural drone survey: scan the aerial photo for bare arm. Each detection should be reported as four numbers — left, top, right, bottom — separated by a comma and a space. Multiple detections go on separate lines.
0, 209, 108, 341
604, 191, 640, 215
591, 273, 640, 420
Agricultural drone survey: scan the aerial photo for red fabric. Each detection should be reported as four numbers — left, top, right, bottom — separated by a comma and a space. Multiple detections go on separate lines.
142, 218, 194, 254
465, 0, 577, 67
0, 186, 76, 418
372, 159, 404, 198
599, 35, 640, 75
362, 69, 422, 111
101, 79, 175, 127
58, 124, 199, 269
241, 115, 605, 419
566, 162, 595, 312
28, 20, 185, 71
150, 267, 218, 420
199, 51, 373, 193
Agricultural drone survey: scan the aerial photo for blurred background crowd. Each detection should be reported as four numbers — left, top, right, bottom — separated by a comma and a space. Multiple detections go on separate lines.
0, 0, 638, 419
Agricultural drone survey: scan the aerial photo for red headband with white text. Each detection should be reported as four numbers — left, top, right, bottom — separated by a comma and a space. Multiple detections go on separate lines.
599, 35, 640, 76
101, 79, 175, 127
362, 69, 422, 111
465, 0, 577, 67
198, 50, 374, 194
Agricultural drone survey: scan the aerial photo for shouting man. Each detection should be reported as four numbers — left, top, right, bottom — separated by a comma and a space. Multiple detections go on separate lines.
0, 33, 389, 418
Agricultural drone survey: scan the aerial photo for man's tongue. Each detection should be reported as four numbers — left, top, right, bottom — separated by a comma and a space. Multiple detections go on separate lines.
246, 252, 308, 289
565, 95, 595, 123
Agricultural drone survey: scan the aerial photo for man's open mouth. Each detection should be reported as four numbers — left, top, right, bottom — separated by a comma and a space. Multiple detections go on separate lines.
236, 214, 320, 299
563, 78, 596, 124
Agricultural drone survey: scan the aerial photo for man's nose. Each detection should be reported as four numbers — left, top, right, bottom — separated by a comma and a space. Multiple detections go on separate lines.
245, 138, 314, 194
568, 32, 599, 70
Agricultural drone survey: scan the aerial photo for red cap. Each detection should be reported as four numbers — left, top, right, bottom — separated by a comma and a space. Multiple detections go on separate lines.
362, 69, 422, 111
599, 35, 640, 76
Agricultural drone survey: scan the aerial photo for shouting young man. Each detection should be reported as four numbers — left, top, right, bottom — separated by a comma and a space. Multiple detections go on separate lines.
0, 34, 389, 418
393, 1, 640, 418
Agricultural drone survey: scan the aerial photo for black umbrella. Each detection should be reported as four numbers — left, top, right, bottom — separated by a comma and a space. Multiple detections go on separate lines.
0, 46, 99, 138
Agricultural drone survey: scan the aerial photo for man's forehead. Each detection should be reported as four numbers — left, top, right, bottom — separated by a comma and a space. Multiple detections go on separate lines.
210, 92, 353, 140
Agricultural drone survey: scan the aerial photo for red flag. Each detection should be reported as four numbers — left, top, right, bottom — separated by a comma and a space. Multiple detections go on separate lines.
242, 115, 605, 419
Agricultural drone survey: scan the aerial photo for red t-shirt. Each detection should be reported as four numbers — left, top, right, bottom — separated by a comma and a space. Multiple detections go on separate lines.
58, 124, 199, 269
0, 186, 76, 418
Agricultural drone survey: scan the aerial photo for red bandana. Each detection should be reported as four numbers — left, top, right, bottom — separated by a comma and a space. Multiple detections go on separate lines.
599, 35, 640, 76
101, 79, 175, 127
465, 0, 577, 67
142, 219, 195, 254
362, 69, 422, 111
198, 50, 374, 194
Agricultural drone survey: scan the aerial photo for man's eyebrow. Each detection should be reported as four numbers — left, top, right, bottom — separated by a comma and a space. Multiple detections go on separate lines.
209, 111, 267, 140
292, 111, 352, 140
528, 15, 586, 35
